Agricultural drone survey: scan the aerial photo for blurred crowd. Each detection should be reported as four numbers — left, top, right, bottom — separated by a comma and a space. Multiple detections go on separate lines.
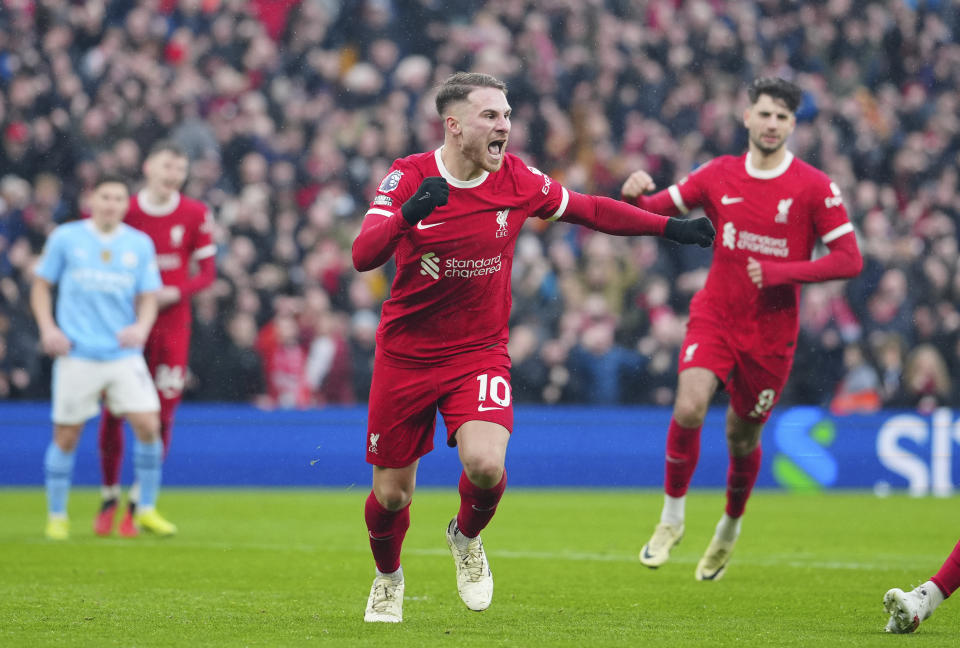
1, 0, 959, 413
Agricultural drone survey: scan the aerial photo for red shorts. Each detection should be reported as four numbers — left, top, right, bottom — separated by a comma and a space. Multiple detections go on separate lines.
143, 313, 191, 401
678, 318, 794, 424
365, 350, 514, 468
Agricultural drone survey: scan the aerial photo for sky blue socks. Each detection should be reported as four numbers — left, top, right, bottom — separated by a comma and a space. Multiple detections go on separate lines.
44, 442, 75, 516
133, 439, 163, 509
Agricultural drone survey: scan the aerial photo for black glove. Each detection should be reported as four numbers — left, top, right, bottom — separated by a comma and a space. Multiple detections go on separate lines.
664, 217, 715, 248
401, 177, 450, 225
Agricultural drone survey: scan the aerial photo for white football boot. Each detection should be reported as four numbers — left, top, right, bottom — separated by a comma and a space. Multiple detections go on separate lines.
364, 572, 404, 623
445, 519, 493, 611
883, 584, 937, 633
639, 522, 684, 568
695, 535, 736, 581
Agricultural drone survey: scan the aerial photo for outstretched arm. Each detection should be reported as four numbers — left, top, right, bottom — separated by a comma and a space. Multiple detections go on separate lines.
748, 229, 862, 288
561, 190, 715, 246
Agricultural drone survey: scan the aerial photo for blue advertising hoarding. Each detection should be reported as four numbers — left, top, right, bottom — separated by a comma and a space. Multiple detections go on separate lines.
2, 403, 958, 494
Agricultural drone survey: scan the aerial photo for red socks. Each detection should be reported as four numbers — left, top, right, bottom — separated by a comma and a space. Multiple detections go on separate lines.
364, 491, 410, 574
932, 539, 960, 598
98, 412, 125, 488
665, 419, 701, 497
158, 394, 181, 458
98, 394, 178, 488
725, 446, 762, 518
456, 470, 507, 538
364, 470, 506, 573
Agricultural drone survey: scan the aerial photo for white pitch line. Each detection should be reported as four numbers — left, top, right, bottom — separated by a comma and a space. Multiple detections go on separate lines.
16, 539, 938, 571
404, 547, 937, 571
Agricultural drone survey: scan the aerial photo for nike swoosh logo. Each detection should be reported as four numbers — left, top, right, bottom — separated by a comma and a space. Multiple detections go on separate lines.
700, 565, 726, 580
721, 195, 744, 205
477, 404, 504, 412
641, 546, 656, 560
416, 220, 445, 229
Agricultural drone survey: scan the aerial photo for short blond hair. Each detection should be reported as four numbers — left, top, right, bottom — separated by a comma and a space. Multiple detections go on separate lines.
435, 72, 507, 116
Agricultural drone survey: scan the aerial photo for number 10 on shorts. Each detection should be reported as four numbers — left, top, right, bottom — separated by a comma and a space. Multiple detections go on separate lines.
477, 373, 511, 411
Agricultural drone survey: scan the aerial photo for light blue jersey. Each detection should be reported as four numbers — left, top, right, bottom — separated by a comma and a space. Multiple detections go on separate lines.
35, 220, 162, 360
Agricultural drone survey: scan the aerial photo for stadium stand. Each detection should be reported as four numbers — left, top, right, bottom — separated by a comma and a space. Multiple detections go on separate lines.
1, 0, 958, 409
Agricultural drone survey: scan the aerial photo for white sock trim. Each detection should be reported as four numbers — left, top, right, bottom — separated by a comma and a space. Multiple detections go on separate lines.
377, 566, 403, 581
451, 519, 480, 548
101, 485, 121, 501
128, 482, 140, 505
715, 513, 742, 542
660, 494, 685, 526
922, 580, 945, 611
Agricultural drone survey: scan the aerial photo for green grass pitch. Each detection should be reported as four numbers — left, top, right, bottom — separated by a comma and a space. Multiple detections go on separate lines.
1, 488, 956, 647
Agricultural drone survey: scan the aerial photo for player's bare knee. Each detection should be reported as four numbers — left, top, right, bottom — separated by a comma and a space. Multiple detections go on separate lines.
462, 458, 504, 489
726, 430, 760, 456
726, 439, 751, 456
375, 487, 412, 511
673, 398, 708, 428
127, 412, 161, 442
53, 425, 83, 452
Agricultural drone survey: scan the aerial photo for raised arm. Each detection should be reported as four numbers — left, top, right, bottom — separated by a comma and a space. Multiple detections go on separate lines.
620, 169, 689, 216
352, 177, 449, 271
352, 209, 413, 272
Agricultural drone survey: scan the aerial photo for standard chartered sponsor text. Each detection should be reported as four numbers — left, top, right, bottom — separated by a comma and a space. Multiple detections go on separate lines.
737, 231, 790, 257
444, 254, 502, 278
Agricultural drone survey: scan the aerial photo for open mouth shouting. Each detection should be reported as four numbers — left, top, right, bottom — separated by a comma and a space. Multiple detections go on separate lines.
487, 138, 507, 162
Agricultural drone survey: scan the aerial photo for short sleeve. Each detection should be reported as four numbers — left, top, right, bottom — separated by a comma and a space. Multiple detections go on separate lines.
137, 237, 163, 294
522, 165, 569, 222
667, 161, 712, 214
365, 160, 420, 222
34, 227, 67, 284
811, 176, 854, 244
191, 205, 217, 260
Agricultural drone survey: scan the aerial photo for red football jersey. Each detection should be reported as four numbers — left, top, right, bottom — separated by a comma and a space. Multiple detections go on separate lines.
124, 190, 216, 322
665, 152, 853, 350
355, 149, 570, 364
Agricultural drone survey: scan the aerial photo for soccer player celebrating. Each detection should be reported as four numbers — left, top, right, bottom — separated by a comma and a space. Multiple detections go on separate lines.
31, 175, 166, 540
353, 72, 716, 623
621, 77, 863, 580
884, 538, 960, 633
94, 141, 216, 537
